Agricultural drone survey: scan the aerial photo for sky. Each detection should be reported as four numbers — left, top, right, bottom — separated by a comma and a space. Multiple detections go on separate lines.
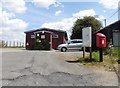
0, 0, 120, 43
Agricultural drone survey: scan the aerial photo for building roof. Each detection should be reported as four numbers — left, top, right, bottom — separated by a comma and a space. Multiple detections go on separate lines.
24, 28, 66, 33
96, 20, 120, 33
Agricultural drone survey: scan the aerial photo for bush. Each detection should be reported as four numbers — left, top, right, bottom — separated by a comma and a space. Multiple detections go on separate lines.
103, 47, 120, 64
112, 48, 119, 57
103, 48, 110, 55
118, 51, 120, 64
42, 40, 50, 50
35, 40, 50, 50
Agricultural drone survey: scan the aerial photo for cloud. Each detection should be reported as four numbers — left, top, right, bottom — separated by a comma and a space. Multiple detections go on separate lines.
42, 17, 77, 39
99, 0, 119, 9
103, 10, 106, 13
41, 9, 104, 39
95, 15, 105, 24
32, 0, 56, 8
0, 10, 28, 42
54, 2, 64, 7
1, 0, 26, 13
42, 18, 76, 30
55, 10, 62, 16
0, 0, 28, 42
73, 9, 96, 18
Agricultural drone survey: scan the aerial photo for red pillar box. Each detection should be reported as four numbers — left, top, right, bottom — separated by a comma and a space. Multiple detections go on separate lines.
96, 33, 106, 48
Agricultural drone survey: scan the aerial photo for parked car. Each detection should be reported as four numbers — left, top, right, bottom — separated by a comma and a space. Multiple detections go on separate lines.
57, 39, 83, 52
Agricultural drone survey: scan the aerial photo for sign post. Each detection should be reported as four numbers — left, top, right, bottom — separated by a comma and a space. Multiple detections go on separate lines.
82, 27, 92, 61
83, 47, 85, 58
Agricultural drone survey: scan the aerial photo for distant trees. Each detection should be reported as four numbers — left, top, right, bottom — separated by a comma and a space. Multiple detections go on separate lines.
71, 16, 102, 39
0, 40, 5, 47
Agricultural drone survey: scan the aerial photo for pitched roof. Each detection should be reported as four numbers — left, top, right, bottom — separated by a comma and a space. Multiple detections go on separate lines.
24, 28, 66, 33
96, 20, 120, 33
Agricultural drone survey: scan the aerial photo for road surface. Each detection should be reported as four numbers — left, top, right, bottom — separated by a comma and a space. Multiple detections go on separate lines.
1, 48, 118, 86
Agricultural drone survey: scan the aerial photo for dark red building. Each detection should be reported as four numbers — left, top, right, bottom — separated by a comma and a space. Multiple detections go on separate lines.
24, 28, 68, 50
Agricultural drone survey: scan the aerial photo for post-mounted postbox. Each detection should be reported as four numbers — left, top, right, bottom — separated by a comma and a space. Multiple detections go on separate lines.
96, 33, 106, 48
96, 33, 106, 62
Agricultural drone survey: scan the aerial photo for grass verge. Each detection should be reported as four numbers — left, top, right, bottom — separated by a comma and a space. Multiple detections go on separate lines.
0, 46, 25, 48
79, 48, 119, 72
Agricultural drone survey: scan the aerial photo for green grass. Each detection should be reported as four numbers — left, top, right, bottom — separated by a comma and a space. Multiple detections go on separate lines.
79, 47, 119, 72
0, 46, 25, 48
79, 48, 120, 63
79, 51, 99, 63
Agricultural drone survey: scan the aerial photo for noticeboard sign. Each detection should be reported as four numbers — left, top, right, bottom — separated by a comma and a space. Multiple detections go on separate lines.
113, 30, 120, 47
82, 27, 92, 47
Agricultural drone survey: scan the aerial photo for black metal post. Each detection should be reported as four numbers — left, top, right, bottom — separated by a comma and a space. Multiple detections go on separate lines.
83, 47, 85, 58
90, 47, 92, 62
99, 48, 103, 62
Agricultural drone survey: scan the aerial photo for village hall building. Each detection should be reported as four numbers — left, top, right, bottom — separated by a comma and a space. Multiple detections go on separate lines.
24, 28, 68, 50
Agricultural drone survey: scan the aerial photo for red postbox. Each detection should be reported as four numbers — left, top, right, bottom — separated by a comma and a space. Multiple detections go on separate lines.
96, 33, 106, 48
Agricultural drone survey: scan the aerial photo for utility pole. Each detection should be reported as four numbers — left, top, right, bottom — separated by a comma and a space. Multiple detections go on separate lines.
104, 19, 106, 27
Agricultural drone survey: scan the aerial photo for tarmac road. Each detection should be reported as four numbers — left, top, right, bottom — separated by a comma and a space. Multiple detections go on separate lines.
1, 48, 118, 86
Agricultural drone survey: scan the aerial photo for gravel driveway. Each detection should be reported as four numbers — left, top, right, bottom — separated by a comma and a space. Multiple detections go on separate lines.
1, 48, 118, 86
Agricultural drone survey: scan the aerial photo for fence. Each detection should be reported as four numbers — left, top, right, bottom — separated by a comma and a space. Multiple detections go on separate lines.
0, 40, 25, 47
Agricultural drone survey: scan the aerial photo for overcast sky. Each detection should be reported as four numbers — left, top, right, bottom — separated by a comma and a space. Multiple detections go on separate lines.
1, 0, 119, 42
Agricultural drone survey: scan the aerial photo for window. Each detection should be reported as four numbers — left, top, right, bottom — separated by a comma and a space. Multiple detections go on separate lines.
71, 40, 82, 43
52, 35, 58, 38
31, 35, 35, 38
41, 35, 45, 39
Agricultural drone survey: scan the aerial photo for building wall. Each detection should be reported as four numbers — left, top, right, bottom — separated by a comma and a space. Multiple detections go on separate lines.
26, 32, 35, 49
52, 32, 65, 49
39, 28, 66, 49
25, 28, 67, 50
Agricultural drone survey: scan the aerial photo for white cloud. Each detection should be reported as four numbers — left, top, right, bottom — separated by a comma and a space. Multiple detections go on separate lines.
42, 18, 77, 39
1, 29, 25, 42
99, 0, 119, 9
0, 10, 28, 42
42, 9, 105, 39
55, 10, 62, 16
0, 0, 28, 42
1, 0, 26, 13
73, 9, 96, 18
95, 15, 105, 22
32, 0, 56, 8
54, 2, 64, 7
42, 18, 76, 31
103, 10, 106, 13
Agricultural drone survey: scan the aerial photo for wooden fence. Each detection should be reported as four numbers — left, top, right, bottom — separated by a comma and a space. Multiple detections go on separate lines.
0, 40, 24, 47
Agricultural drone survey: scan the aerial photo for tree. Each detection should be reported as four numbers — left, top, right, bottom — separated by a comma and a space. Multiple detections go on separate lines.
71, 16, 102, 39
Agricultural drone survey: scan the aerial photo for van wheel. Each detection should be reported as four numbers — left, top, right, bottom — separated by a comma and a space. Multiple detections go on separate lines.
61, 47, 67, 52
